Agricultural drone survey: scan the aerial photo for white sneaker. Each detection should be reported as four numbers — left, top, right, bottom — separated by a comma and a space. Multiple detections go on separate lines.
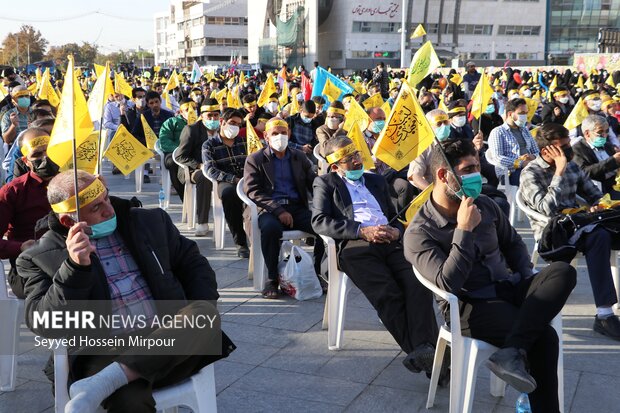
195, 223, 210, 237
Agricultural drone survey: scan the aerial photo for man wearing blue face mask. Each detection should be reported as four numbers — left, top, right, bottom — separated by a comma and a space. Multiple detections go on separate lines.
286, 99, 320, 158
487, 98, 539, 186
1, 85, 32, 146
405, 139, 576, 412
312, 136, 440, 378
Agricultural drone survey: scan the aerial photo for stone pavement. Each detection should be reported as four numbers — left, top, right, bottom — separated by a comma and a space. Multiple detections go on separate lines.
1, 167, 619, 413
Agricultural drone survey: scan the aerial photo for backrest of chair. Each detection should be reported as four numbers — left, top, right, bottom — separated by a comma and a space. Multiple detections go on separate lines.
313, 145, 326, 167
154, 139, 163, 157
53, 345, 70, 412
171, 147, 189, 171
515, 188, 549, 224
319, 234, 338, 275
0, 260, 8, 300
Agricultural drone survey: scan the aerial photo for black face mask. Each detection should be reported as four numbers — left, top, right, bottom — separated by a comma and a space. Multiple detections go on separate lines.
561, 146, 574, 162
30, 157, 60, 179
421, 103, 435, 113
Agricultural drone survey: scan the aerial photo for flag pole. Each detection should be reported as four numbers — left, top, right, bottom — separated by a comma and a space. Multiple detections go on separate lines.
72, 131, 82, 222
475, 72, 484, 134
96, 62, 110, 176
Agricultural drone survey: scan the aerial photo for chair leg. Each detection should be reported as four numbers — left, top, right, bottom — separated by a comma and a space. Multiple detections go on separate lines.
0, 300, 22, 391
489, 372, 506, 397
191, 364, 217, 413
426, 333, 449, 408
551, 314, 564, 413
449, 342, 467, 413
135, 163, 144, 193
328, 273, 349, 350
188, 186, 196, 230
531, 241, 539, 268
461, 344, 481, 413
610, 253, 620, 310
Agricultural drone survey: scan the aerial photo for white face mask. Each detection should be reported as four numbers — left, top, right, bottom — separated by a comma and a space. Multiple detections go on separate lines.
269, 133, 289, 152
452, 116, 467, 128
326, 117, 341, 129
222, 124, 239, 139
135, 97, 146, 108
266, 101, 278, 113
296, 92, 304, 101
522, 90, 532, 98
514, 113, 528, 128
558, 97, 569, 104
587, 99, 602, 111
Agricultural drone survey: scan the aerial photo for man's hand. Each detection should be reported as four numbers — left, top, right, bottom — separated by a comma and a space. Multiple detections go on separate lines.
20, 239, 36, 252
456, 196, 481, 232
553, 106, 562, 117
473, 131, 484, 151
546, 145, 567, 176
9, 112, 18, 126
590, 205, 605, 213
302, 144, 313, 154
119, 103, 126, 115
613, 151, 620, 165
278, 211, 294, 227
66, 222, 95, 266
359, 225, 398, 243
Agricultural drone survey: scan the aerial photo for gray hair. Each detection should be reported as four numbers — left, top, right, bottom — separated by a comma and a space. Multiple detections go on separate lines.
426, 109, 447, 122
582, 115, 609, 133
47, 170, 96, 217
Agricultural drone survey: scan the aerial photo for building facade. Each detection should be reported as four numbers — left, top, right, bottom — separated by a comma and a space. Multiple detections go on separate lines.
154, 0, 248, 67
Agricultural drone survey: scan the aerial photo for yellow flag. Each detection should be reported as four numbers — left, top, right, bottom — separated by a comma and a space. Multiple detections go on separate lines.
438, 95, 448, 112
450, 73, 463, 86
114, 72, 134, 98
27, 82, 38, 94
585, 76, 594, 90
343, 99, 372, 132
227, 88, 238, 109
372, 82, 435, 171
401, 183, 434, 226
410, 24, 426, 39
38, 68, 60, 107
60, 131, 100, 174
87, 62, 114, 122
606, 74, 616, 88
280, 81, 289, 107
524, 98, 539, 122
165, 69, 180, 92
103, 124, 153, 175
214, 87, 227, 103
93, 63, 105, 78
407, 41, 441, 88
239, 70, 246, 86
547, 75, 558, 100
575, 75, 584, 89
347, 121, 375, 171
532, 90, 541, 102
290, 95, 300, 116
209, 90, 217, 99
322, 77, 342, 103
153, 65, 161, 73
292, 67, 299, 77
257, 74, 277, 108
246, 120, 264, 155
381, 100, 392, 118
564, 97, 590, 130
362, 93, 384, 110
47, 55, 94, 168
232, 85, 243, 109
352, 80, 366, 95
0, 83, 8, 101
35, 67, 42, 85
470, 72, 494, 119
141, 114, 158, 150
530, 126, 540, 138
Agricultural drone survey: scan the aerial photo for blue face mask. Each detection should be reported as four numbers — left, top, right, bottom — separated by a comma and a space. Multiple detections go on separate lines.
89, 215, 117, 239
17, 97, 30, 108
592, 136, 607, 148
203, 119, 220, 130
435, 124, 451, 141
370, 120, 385, 134
301, 115, 313, 123
344, 168, 364, 181
485, 104, 495, 114
453, 172, 483, 200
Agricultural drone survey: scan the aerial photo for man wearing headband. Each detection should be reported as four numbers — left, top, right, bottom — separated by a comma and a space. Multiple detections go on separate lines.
316, 101, 346, 159
0, 128, 58, 298
244, 117, 324, 299
17, 170, 235, 413
541, 86, 573, 125
175, 98, 219, 236
312, 136, 439, 377
1, 85, 32, 145
241, 93, 265, 127
406, 139, 575, 411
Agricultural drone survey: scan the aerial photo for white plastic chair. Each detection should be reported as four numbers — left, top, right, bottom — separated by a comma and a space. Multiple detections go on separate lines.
319, 235, 352, 350
0, 260, 25, 391
496, 170, 521, 225
411, 264, 564, 413
53, 345, 217, 413
172, 147, 197, 230
313, 145, 327, 173
236, 178, 314, 291
201, 164, 226, 250
154, 140, 172, 210
515, 189, 620, 308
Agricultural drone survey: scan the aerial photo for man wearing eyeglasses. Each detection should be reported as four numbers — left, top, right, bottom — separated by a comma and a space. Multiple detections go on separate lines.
311, 136, 439, 376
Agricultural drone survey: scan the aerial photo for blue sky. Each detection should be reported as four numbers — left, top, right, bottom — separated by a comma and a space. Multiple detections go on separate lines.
0, 0, 170, 52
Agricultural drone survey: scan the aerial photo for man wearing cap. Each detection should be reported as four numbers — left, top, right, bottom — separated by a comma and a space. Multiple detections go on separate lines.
243, 117, 324, 299
541, 86, 573, 125
0, 128, 58, 298
241, 94, 265, 127
17, 170, 235, 413
312, 136, 439, 376
1, 85, 32, 146
175, 99, 219, 236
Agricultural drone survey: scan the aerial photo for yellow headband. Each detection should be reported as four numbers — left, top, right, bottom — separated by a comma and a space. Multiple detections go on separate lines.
268, 97, 278, 102
21, 135, 50, 157
180, 102, 196, 111
584, 93, 601, 101
602, 99, 614, 109
327, 107, 346, 115
12, 90, 30, 98
200, 104, 220, 113
51, 178, 107, 213
265, 118, 288, 131
326, 143, 358, 164
448, 107, 466, 115
343, 96, 353, 104
244, 101, 257, 108
432, 114, 449, 123
553, 91, 569, 97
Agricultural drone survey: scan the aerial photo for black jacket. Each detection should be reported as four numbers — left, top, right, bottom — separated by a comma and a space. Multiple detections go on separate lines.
572, 139, 619, 193
541, 102, 572, 125
175, 121, 211, 173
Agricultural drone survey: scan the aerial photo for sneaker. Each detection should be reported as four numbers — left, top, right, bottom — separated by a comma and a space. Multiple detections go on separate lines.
195, 223, 210, 237
237, 245, 250, 258
402, 342, 435, 375
486, 347, 537, 393
143, 175, 150, 184
593, 314, 620, 341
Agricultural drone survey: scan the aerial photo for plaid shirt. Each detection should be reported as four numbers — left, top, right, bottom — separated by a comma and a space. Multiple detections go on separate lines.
487, 123, 539, 176
520, 156, 603, 239
94, 231, 156, 334
202, 135, 247, 183
287, 114, 317, 149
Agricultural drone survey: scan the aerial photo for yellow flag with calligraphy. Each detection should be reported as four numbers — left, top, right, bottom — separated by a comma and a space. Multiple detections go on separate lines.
564, 97, 589, 130
410, 24, 426, 39
165, 69, 180, 92
257, 74, 277, 108
401, 183, 434, 226
407, 41, 441, 88
524, 98, 539, 122
381, 100, 392, 118
47, 55, 95, 168
114, 72, 134, 98
140, 114, 158, 150
60, 131, 100, 174
347, 121, 375, 171
103, 124, 153, 175
246, 120, 264, 155
362, 93, 384, 109
38, 68, 60, 107
470, 72, 494, 119
372, 82, 435, 171
322, 77, 342, 103
343, 99, 372, 132
87, 62, 114, 123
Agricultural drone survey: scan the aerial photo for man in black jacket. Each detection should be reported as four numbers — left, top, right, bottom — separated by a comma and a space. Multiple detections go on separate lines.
541, 86, 573, 125
311, 136, 438, 376
572, 115, 620, 197
17, 170, 234, 413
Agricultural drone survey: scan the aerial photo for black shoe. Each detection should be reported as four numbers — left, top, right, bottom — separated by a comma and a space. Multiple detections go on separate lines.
402, 342, 435, 375
486, 347, 537, 393
593, 315, 620, 341
143, 175, 150, 184
236, 245, 250, 258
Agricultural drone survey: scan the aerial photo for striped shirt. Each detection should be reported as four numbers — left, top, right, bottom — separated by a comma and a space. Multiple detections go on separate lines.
202, 134, 247, 183
487, 123, 539, 176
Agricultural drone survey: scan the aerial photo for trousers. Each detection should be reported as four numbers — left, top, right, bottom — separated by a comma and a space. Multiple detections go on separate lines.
218, 182, 247, 247
163, 153, 184, 201
178, 169, 212, 225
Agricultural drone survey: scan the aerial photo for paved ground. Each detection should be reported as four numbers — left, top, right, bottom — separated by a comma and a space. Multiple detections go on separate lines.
1, 165, 620, 413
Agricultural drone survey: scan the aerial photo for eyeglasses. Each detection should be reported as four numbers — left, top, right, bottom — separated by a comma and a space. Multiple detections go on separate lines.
338, 151, 361, 164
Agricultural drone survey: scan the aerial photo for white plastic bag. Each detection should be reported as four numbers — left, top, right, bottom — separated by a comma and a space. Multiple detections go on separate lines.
278, 241, 323, 301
